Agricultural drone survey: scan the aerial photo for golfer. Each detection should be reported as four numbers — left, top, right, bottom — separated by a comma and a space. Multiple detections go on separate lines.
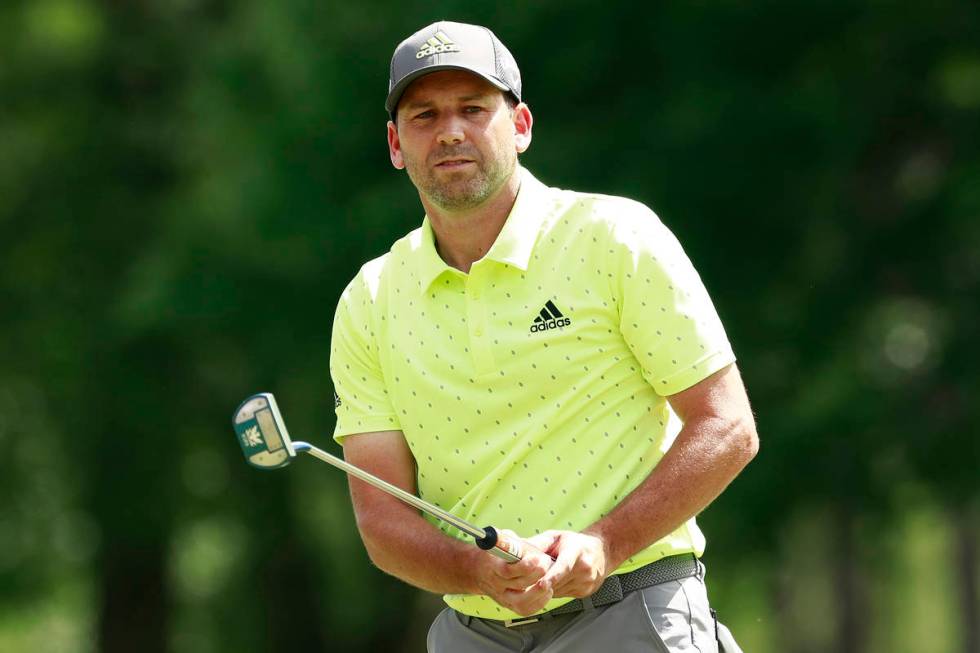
330, 20, 757, 652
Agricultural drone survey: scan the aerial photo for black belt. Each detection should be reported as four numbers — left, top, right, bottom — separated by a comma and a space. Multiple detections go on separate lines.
486, 553, 700, 628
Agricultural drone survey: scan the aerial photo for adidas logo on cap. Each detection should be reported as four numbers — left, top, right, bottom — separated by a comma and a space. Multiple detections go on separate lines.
416, 31, 459, 59
530, 300, 571, 333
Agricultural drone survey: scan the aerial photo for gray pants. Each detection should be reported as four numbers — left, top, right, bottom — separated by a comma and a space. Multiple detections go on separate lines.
427, 565, 742, 653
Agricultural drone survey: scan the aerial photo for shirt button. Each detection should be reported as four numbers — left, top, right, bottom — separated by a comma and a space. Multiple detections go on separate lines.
474, 326, 484, 337
472, 289, 481, 300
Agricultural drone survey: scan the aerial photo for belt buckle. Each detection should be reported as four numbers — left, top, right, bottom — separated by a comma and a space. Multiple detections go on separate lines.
503, 616, 539, 628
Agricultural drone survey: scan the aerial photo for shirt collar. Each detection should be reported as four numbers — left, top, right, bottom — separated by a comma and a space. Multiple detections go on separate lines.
416, 167, 552, 293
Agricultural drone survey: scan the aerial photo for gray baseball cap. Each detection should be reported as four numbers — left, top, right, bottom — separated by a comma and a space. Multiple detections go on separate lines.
386, 21, 521, 119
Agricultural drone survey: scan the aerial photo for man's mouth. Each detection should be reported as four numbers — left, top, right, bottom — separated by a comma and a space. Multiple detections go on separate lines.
435, 159, 474, 168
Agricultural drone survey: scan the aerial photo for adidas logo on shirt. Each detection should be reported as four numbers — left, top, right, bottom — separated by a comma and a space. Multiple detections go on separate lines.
416, 31, 459, 59
530, 300, 571, 333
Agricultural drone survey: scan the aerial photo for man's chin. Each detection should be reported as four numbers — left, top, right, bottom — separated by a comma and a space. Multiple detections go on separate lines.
431, 167, 480, 187
428, 186, 493, 211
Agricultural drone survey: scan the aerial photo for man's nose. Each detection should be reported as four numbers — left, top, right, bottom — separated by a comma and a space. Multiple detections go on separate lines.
436, 117, 466, 145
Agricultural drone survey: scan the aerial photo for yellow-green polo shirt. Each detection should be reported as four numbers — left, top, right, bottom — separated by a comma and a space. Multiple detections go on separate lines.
330, 167, 735, 620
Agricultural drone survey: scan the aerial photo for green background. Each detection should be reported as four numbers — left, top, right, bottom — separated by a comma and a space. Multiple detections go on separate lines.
1, 1, 978, 651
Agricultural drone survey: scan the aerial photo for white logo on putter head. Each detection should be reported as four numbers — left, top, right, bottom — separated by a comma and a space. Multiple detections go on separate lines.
242, 425, 263, 447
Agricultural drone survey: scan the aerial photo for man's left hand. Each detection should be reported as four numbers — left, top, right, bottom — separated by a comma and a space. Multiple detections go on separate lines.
525, 530, 609, 598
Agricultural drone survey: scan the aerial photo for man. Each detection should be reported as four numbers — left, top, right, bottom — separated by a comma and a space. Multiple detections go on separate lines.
330, 20, 757, 652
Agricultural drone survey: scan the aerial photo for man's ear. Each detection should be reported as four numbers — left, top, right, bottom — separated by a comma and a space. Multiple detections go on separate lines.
513, 103, 533, 154
387, 120, 405, 169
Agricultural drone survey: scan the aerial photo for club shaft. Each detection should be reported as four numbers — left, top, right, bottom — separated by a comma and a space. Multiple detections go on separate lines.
294, 441, 488, 540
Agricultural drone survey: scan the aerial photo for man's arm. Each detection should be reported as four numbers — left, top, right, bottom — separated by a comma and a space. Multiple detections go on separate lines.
528, 362, 759, 598
343, 429, 554, 615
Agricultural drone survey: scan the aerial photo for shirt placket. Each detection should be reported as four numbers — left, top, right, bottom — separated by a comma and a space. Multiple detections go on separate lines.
465, 263, 496, 377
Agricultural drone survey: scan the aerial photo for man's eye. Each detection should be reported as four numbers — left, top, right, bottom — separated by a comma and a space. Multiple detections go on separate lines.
415, 110, 434, 120
464, 106, 483, 113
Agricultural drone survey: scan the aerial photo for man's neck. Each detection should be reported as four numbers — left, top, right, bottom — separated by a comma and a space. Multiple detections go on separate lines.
423, 169, 522, 274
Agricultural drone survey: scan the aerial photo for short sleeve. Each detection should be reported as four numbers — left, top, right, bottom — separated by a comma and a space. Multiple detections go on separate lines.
330, 274, 400, 444
609, 206, 735, 396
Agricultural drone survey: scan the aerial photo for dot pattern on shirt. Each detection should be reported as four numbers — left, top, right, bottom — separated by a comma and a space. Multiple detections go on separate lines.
329, 172, 734, 619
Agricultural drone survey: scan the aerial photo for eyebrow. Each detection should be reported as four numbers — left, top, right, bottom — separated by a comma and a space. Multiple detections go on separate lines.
402, 93, 495, 111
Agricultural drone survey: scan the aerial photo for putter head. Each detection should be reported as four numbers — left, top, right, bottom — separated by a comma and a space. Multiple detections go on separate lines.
232, 392, 296, 470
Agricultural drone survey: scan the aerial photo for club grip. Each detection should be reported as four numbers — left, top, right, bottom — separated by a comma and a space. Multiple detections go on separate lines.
475, 525, 523, 563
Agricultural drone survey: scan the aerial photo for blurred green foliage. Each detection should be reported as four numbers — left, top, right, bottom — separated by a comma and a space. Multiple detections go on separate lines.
1, 1, 978, 651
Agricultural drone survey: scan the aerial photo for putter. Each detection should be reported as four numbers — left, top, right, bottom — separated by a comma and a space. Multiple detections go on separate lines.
232, 392, 523, 563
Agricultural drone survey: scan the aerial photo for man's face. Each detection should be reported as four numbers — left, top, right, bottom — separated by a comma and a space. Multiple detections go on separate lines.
387, 70, 531, 212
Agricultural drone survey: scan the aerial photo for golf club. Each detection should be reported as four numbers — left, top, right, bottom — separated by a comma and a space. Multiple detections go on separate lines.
232, 392, 523, 563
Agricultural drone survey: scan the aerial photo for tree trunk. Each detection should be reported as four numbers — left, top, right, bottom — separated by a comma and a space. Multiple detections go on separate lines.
263, 537, 329, 652
954, 506, 979, 653
99, 543, 168, 653
771, 565, 796, 653
834, 507, 867, 653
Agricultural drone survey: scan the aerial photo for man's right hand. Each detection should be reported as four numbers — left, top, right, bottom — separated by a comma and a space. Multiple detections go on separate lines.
472, 529, 555, 616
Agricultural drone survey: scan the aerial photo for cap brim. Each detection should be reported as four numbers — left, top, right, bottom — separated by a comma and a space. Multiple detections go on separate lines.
385, 65, 512, 116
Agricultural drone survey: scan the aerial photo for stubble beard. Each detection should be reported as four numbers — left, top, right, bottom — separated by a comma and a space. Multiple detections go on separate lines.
405, 147, 516, 212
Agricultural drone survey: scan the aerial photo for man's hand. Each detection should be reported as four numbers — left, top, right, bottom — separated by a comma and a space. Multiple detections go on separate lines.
472, 529, 555, 616
526, 530, 609, 598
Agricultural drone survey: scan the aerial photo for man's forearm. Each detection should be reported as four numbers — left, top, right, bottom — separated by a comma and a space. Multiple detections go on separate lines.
342, 429, 555, 612
583, 412, 758, 570
355, 502, 484, 595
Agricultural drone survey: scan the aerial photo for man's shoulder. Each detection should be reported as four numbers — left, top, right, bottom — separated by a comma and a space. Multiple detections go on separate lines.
542, 181, 663, 235
341, 225, 424, 299
527, 178, 682, 262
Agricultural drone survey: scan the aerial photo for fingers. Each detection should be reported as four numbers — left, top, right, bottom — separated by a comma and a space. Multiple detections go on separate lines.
476, 529, 609, 615
532, 531, 608, 598
534, 540, 577, 590
500, 582, 554, 616
473, 532, 555, 616
494, 542, 551, 586
492, 530, 550, 583
525, 530, 561, 556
